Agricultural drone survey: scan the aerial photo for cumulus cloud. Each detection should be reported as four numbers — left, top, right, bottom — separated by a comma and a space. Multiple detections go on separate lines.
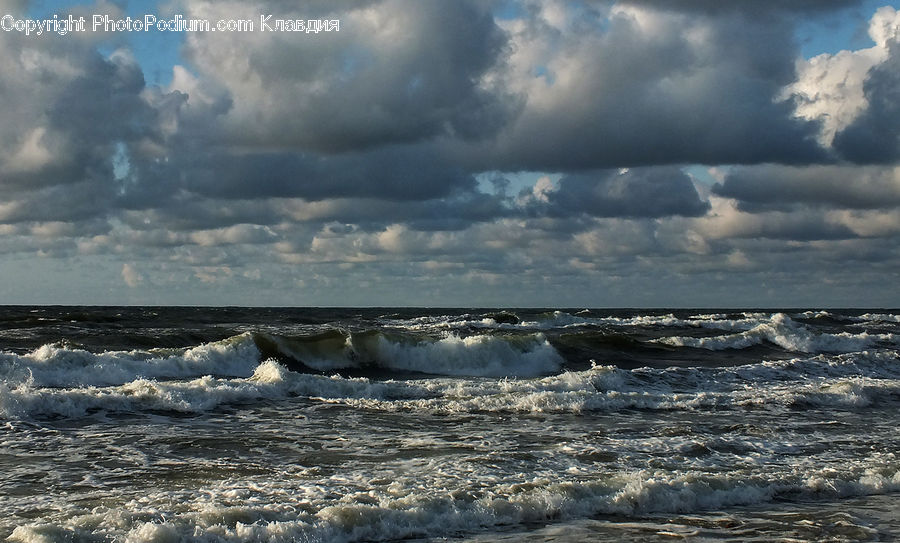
713, 165, 900, 210
1, 0, 899, 305
0, 5, 185, 230
121, 263, 143, 287
833, 40, 900, 161
524, 167, 710, 218
458, 1, 826, 170
177, 0, 515, 152
787, 6, 900, 147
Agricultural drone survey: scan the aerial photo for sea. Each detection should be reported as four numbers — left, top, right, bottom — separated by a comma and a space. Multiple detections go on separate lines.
0, 307, 898, 542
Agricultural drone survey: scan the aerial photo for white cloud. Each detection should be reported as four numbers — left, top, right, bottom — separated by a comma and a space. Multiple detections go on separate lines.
785, 6, 900, 145
121, 263, 143, 287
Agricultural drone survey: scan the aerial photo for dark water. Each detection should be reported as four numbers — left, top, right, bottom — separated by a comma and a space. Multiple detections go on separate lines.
0, 307, 898, 541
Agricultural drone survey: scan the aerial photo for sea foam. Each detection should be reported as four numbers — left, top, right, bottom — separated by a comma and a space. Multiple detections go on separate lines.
4, 349, 898, 420
657, 313, 898, 353
0, 334, 261, 388
7, 459, 899, 543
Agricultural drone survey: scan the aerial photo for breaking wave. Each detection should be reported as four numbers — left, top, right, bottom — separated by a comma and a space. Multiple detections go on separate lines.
657, 313, 899, 353
3, 349, 899, 420
0, 334, 261, 388
0, 330, 563, 390
3, 306, 899, 543
2, 310, 898, 420
254, 329, 562, 377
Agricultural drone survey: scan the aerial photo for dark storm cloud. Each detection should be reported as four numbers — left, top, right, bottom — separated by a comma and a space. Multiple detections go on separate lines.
458, 2, 828, 172
713, 165, 900, 211
180, 0, 516, 153
132, 144, 477, 203
175, 0, 836, 173
2, 0, 900, 307
49, 53, 153, 147
833, 41, 900, 163
1, 0, 841, 228
0, 24, 162, 226
529, 167, 710, 219
0, 182, 114, 224
229, 147, 470, 201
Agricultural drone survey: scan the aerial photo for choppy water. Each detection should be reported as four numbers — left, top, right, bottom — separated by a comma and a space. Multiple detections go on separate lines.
0, 307, 898, 541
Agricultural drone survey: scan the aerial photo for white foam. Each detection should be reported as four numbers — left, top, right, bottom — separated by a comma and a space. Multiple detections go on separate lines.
657, 313, 898, 353
0, 334, 261, 388
367, 333, 562, 377
6, 459, 900, 543
329, 351, 900, 414
517, 311, 779, 333
3, 348, 900, 420
0, 360, 432, 419
387, 311, 827, 337
3, 309, 898, 542
795, 310, 838, 319
857, 313, 900, 323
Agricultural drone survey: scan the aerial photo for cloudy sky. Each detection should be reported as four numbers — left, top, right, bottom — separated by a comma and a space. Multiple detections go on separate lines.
1, 0, 899, 307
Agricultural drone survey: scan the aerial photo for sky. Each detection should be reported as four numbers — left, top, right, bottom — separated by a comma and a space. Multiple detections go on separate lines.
1, 0, 900, 307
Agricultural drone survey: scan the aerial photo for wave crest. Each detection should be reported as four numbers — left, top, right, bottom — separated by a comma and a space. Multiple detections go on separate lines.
254, 330, 563, 377
657, 313, 899, 353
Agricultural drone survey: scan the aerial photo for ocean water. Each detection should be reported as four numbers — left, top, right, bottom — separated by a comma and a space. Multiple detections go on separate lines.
0, 307, 898, 542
